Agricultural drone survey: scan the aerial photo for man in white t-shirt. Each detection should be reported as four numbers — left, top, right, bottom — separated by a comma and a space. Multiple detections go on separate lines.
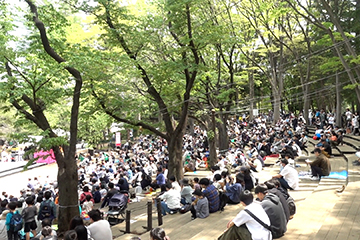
219, 190, 271, 240
87, 209, 112, 240
272, 159, 299, 190
157, 183, 181, 215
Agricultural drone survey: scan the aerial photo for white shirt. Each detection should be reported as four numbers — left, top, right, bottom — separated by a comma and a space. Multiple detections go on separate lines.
253, 159, 262, 172
87, 220, 112, 240
280, 164, 299, 190
352, 117, 359, 128
232, 202, 272, 240
346, 111, 352, 120
159, 189, 181, 209
172, 181, 181, 192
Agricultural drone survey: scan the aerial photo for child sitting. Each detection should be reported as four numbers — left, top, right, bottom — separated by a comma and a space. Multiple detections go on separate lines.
190, 189, 209, 220
82, 194, 93, 213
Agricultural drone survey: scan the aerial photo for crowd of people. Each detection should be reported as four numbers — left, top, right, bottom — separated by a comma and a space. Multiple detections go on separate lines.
1, 108, 359, 240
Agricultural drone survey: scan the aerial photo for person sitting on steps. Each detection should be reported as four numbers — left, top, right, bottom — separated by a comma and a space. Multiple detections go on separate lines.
306, 148, 331, 181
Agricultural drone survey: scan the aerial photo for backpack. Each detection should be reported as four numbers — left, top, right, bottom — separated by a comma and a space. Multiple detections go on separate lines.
287, 196, 296, 216
9, 212, 23, 232
40, 201, 53, 220
93, 191, 101, 203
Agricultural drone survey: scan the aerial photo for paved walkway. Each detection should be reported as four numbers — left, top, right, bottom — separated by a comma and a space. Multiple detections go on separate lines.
313, 182, 360, 240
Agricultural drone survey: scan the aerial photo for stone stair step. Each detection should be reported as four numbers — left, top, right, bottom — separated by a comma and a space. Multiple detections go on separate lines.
342, 137, 360, 151
169, 204, 241, 240
114, 211, 192, 240
187, 213, 238, 240
337, 145, 357, 154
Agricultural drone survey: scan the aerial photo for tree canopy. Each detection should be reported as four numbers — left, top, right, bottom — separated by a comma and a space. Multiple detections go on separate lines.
1, 0, 360, 232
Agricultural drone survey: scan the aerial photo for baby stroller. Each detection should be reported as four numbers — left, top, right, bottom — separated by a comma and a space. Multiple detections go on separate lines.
106, 190, 129, 225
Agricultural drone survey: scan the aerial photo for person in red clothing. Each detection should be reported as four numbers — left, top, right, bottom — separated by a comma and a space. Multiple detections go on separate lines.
79, 186, 94, 204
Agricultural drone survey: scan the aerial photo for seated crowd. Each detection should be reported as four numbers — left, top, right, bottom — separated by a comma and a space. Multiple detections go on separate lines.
0, 111, 340, 240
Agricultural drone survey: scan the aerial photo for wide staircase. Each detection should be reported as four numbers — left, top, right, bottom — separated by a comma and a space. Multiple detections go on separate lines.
112, 128, 360, 240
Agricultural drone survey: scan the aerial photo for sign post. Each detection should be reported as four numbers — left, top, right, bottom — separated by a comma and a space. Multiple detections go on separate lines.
115, 132, 121, 147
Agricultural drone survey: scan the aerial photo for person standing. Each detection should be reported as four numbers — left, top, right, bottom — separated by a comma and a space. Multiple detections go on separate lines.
22, 197, 38, 240
38, 191, 56, 224
5, 202, 21, 240
352, 113, 359, 135
0, 210, 10, 240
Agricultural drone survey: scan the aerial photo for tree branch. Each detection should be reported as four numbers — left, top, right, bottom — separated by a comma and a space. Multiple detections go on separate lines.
25, 0, 83, 159
102, 3, 174, 134
92, 87, 167, 139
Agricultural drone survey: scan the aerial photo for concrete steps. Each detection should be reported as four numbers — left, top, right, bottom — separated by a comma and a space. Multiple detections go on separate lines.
114, 210, 193, 240
173, 204, 241, 240
113, 126, 359, 240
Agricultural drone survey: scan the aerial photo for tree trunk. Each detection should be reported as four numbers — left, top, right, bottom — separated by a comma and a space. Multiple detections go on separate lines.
208, 110, 217, 168
217, 114, 229, 152
273, 89, 281, 123
167, 134, 184, 181
328, 31, 360, 102
336, 74, 342, 126
208, 135, 217, 169
249, 69, 254, 120
54, 147, 79, 234
188, 118, 194, 135
303, 91, 310, 125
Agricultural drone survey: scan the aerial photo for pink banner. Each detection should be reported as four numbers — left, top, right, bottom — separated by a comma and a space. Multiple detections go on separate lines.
34, 149, 56, 164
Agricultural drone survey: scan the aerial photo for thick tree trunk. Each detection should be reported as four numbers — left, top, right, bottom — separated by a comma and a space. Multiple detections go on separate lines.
54, 147, 79, 234
167, 134, 184, 181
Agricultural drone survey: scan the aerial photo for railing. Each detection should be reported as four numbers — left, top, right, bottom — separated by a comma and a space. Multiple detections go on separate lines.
119, 200, 163, 235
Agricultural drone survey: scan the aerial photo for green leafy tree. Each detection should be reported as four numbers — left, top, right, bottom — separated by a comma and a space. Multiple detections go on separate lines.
0, 1, 83, 233
67, 0, 206, 180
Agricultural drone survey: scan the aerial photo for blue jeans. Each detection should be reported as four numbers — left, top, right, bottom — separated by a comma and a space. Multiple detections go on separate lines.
278, 177, 293, 190
161, 201, 171, 215
181, 197, 189, 205
154, 199, 174, 215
